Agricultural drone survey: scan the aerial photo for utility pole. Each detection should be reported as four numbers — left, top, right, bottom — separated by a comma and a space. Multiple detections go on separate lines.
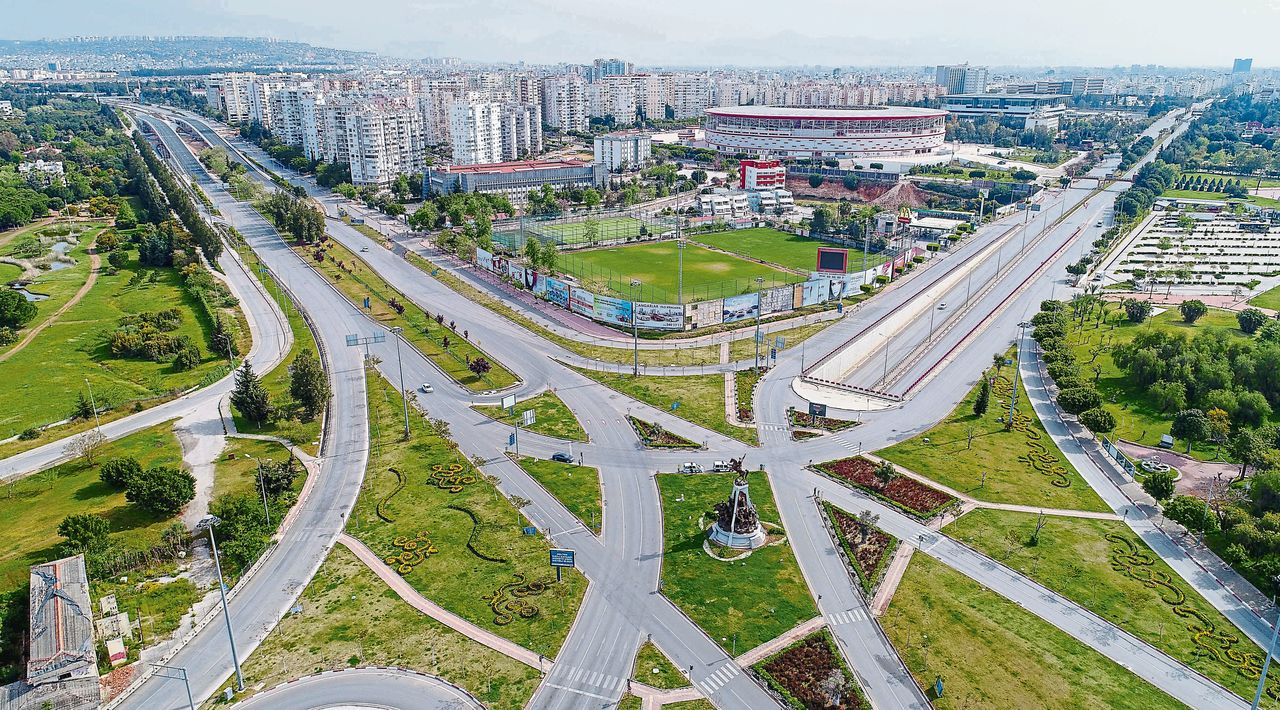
253, 456, 272, 527
83, 378, 102, 433
389, 326, 410, 439
677, 239, 685, 304
198, 516, 244, 693
753, 276, 765, 370
631, 279, 642, 377
1008, 321, 1031, 427
1251, 590, 1280, 710
862, 217, 871, 284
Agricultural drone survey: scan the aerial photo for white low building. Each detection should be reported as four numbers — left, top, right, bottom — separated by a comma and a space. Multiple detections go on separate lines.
593, 131, 652, 172
698, 188, 750, 217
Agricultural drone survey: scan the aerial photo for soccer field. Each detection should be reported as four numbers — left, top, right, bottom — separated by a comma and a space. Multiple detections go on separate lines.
557, 241, 802, 303
692, 227, 888, 273
534, 216, 646, 245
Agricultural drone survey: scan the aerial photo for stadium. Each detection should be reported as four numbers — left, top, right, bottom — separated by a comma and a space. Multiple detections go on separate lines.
703, 105, 947, 159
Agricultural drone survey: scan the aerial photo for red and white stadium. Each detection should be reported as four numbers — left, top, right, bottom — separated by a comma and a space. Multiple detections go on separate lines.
704, 105, 946, 159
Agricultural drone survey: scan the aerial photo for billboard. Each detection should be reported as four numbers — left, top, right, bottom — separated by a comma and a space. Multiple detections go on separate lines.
689, 299, 724, 329
593, 295, 633, 326
828, 275, 853, 301
635, 302, 684, 331
569, 287, 595, 317
800, 279, 829, 307
816, 247, 849, 274
475, 246, 494, 272
525, 268, 545, 296
760, 285, 794, 315
545, 278, 570, 308
507, 262, 525, 283
722, 293, 760, 323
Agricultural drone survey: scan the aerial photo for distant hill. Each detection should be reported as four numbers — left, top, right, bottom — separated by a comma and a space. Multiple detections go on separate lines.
0, 36, 381, 72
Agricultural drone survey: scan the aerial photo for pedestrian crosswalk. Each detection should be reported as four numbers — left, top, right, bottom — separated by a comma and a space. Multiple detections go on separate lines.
837, 437, 863, 454
828, 608, 870, 626
759, 423, 788, 431
697, 661, 742, 695
548, 665, 626, 699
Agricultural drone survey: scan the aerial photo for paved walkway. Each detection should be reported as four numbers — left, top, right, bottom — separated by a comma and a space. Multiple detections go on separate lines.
733, 616, 825, 666
336, 534, 546, 671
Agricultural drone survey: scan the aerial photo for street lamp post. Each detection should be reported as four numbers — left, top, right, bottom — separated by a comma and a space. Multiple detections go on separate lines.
389, 326, 410, 439
197, 515, 244, 693
1252, 587, 1280, 710
677, 240, 686, 305
83, 378, 102, 433
631, 279, 641, 377
753, 277, 765, 370
1008, 321, 1032, 427
253, 456, 272, 527
150, 664, 195, 710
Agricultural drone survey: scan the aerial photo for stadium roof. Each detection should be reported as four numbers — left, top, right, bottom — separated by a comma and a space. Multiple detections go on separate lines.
705, 105, 945, 121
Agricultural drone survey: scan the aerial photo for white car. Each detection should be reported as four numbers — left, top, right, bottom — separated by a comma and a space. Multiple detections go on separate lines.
419, 383, 434, 394
360, 246, 370, 252
679, 462, 704, 474
937, 302, 948, 310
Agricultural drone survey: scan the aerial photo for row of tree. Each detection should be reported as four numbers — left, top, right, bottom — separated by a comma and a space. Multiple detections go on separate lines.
258, 190, 325, 244
131, 131, 223, 261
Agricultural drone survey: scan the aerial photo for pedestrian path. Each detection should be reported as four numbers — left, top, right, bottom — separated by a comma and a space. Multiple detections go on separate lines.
694, 661, 742, 697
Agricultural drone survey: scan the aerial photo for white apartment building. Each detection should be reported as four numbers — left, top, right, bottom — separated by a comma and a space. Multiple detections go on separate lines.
499, 103, 543, 161
449, 101, 503, 165
268, 84, 319, 150
249, 79, 286, 128
204, 73, 254, 124
345, 104, 426, 188
594, 132, 651, 172
541, 75, 589, 132
670, 77, 714, 119
588, 75, 639, 124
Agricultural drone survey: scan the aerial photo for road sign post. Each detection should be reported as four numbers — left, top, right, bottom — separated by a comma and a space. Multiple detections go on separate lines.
549, 548, 575, 583
808, 402, 827, 418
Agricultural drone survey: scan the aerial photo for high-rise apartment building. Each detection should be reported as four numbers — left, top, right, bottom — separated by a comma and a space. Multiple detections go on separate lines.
541, 75, 589, 132
204, 73, 254, 124
249, 78, 286, 128
345, 104, 426, 188
449, 101, 503, 165
499, 103, 543, 161
669, 76, 714, 119
935, 64, 988, 95
590, 58, 633, 82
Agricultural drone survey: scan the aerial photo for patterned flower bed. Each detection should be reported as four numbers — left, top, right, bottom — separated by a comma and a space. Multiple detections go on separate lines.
814, 456, 956, 518
826, 503, 898, 595
791, 430, 822, 441
754, 630, 870, 710
627, 415, 700, 449
788, 410, 858, 432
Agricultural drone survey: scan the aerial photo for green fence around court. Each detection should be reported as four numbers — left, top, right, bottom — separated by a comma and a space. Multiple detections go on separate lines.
554, 248, 804, 304
491, 209, 679, 251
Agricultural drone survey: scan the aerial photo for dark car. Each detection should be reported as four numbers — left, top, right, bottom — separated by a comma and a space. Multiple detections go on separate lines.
551, 452, 574, 463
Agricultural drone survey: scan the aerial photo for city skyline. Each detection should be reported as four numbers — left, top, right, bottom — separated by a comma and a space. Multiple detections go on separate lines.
4, 0, 1279, 68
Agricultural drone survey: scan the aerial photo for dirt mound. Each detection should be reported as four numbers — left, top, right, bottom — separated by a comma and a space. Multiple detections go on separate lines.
870, 181, 930, 210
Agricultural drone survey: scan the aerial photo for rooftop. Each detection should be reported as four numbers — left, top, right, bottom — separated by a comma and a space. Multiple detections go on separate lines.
435, 158, 591, 174
705, 105, 945, 120
27, 555, 97, 686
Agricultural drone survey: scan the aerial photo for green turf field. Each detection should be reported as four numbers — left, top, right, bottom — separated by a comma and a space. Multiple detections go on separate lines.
692, 227, 886, 273
557, 240, 803, 303
534, 216, 646, 245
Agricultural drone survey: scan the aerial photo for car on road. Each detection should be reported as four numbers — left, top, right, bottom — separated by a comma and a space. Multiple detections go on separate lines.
712, 461, 732, 472
419, 383, 434, 394
679, 462, 704, 473
360, 246, 370, 252
551, 452, 575, 463
937, 302, 948, 310
1095, 221, 1104, 228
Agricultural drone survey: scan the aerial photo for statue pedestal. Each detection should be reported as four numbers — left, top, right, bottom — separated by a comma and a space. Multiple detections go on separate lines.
708, 522, 767, 549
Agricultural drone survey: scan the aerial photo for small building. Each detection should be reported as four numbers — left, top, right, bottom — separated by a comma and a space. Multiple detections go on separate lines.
746, 188, 794, 214
941, 93, 1069, 130
739, 159, 786, 191
698, 188, 750, 218
17, 160, 65, 187
425, 159, 606, 206
593, 131, 652, 172
27, 555, 97, 686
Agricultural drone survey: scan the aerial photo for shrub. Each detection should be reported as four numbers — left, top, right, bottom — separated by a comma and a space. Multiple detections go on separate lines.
1142, 470, 1176, 502
125, 466, 196, 516
100, 457, 142, 488
1057, 386, 1102, 415
1079, 407, 1116, 433
1178, 299, 1208, 324
1238, 308, 1268, 335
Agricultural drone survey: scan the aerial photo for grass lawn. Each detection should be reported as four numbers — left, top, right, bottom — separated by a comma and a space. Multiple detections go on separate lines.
536, 216, 645, 245
91, 576, 200, 664
472, 390, 587, 442
348, 374, 585, 658
303, 239, 519, 391
557, 240, 802, 304
1250, 285, 1280, 311
0, 223, 104, 337
1161, 189, 1280, 209
229, 244, 323, 454
632, 640, 689, 689
0, 262, 22, 283
514, 456, 602, 534
214, 546, 540, 709
948, 509, 1280, 703
880, 554, 1187, 710
572, 367, 757, 446
691, 228, 851, 273
618, 695, 642, 710
878, 352, 1109, 512
1067, 304, 1266, 460
211, 437, 299, 501
727, 320, 835, 363
0, 244, 228, 437
656, 472, 818, 653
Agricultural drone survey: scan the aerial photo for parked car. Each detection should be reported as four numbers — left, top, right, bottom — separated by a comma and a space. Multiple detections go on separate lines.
711, 461, 732, 472
679, 462, 704, 474
419, 383, 434, 394
551, 452, 574, 464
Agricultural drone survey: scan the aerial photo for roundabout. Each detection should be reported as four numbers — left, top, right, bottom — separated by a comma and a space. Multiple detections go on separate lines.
231, 667, 483, 710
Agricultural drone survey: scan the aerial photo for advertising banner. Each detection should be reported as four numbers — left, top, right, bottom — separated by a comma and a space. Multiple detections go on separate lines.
545, 278, 570, 308
800, 279, 829, 306
722, 293, 760, 324
593, 295, 633, 326
525, 269, 545, 296
491, 255, 507, 275
760, 286, 793, 315
634, 302, 684, 331
475, 247, 494, 272
569, 287, 596, 317
828, 276, 851, 301
688, 299, 724, 329
507, 262, 525, 284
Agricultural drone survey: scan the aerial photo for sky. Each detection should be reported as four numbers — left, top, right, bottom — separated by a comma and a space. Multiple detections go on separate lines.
6, 0, 1280, 68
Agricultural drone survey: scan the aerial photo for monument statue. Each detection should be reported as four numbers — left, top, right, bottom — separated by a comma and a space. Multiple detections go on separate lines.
708, 470, 767, 549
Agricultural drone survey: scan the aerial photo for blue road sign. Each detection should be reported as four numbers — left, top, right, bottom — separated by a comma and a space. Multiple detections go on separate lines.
671, 401, 680, 411
522, 526, 537, 536
508, 433, 516, 447
363, 296, 371, 309
934, 676, 944, 698
770, 348, 777, 359
549, 549, 575, 568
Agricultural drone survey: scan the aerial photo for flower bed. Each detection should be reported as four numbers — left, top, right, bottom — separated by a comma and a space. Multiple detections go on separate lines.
825, 503, 898, 595
791, 430, 822, 441
813, 456, 956, 519
735, 368, 763, 423
788, 410, 858, 432
754, 629, 870, 710
627, 416, 700, 449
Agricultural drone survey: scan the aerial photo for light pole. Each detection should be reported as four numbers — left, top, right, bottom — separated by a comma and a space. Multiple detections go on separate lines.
389, 326, 410, 439
862, 217, 871, 284
83, 378, 102, 433
753, 276, 765, 370
1008, 321, 1032, 427
1252, 587, 1280, 710
252, 456, 272, 527
677, 240, 686, 304
150, 664, 195, 710
196, 515, 244, 693
630, 279, 641, 377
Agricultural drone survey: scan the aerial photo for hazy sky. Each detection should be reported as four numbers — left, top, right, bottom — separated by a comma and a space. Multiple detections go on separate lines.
7, 0, 1279, 68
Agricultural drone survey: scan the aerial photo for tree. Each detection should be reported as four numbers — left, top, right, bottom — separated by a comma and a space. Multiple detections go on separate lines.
66, 430, 106, 465
973, 378, 991, 416
258, 458, 299, 499
107, 250, 129, 270
842, 174, 860, 191
0, 289, 37, 330
1122, 298, 1152, 324
539, 240, 559, 273
1142, 469, 1176, 502
808, 174, 824, 188
1079, 407, 1117, 433
1229, 429, 1271, 479
690, 169, 708, 185
408, 203, 438, 231
582, 188, 601, 209
230, 360, 273, 428
1057, 386, 1102, 415
1238, 308, 1269, 335
1149, 380, 1187, 413
1236, 391, 1273, 428
58, 513, 111, 554
288, 350, 330, 421
874, 460, 897, 487
1170, 409, 1210, 454
469, 357, 492, 379
855, 510, 880, 544
125, 466, 196, 516
1178, 299, 1208, 324
1206, 407, 1232, 445
1163, 495, 1217, 534
992, 352, 1006, 376
99, 457, 141, 488
582, 218, 600, 245
522, 237, 541, 267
